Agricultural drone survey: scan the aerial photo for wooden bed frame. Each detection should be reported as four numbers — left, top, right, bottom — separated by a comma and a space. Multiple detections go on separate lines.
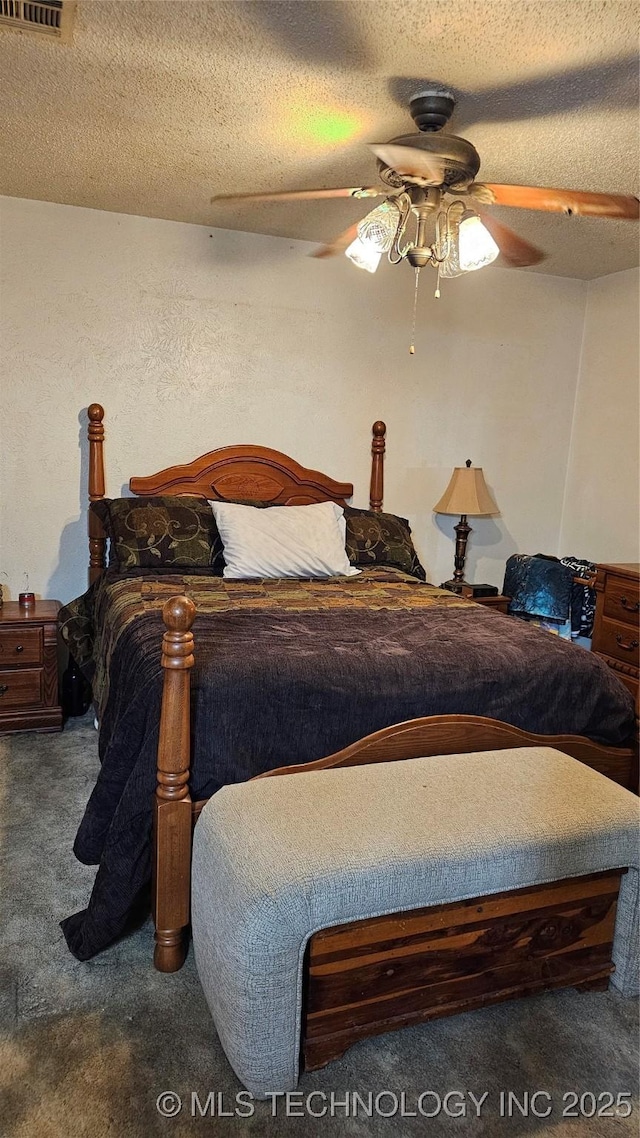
85, 404, 638, 974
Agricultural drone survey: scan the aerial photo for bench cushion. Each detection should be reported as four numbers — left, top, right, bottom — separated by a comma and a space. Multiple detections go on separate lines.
191, 747, 639, 1096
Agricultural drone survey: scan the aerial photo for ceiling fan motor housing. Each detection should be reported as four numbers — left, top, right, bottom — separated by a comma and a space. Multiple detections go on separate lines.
378, 133, 481, 190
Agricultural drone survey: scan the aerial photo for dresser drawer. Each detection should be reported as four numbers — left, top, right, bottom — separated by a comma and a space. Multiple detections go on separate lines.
603, 577, 640, 625
595, 616, 640, 669
612, 670, 639, 699
0, 668, 43, 709
0, 626, 43, 666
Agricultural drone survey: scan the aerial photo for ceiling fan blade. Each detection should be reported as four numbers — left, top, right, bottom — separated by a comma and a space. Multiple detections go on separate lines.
479, 184, 640, 220
474, 208, 546, 268
369, 143, 446, 185
211, 187, 384, 205
310, 222, 361, 259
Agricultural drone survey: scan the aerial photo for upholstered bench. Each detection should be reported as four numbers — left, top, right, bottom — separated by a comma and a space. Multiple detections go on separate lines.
191, 746, 639, 1097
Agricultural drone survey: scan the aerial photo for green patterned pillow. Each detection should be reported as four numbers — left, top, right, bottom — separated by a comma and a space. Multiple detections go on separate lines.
344, 507, 426, 581
91, 496, 225, 573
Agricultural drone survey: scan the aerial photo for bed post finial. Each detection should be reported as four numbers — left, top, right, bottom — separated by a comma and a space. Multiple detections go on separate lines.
369, 420, 386, 513
88, 403, 106, 586
154, 594, 196, 973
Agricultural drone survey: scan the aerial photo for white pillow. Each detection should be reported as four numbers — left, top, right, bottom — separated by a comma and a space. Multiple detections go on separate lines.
209, 500, 361, 580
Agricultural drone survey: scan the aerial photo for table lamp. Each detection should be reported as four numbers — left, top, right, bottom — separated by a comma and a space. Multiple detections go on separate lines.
433, 460, 499, 593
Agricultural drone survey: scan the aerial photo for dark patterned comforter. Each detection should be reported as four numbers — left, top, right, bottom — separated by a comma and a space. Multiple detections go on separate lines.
59, 567, 635, 960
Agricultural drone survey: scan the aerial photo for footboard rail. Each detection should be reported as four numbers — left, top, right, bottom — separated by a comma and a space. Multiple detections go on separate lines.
153, 595, 196, 973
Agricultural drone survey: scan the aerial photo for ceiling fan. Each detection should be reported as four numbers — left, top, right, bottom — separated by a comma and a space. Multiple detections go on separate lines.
212, 89, 638, 347
212, 88, 638, 272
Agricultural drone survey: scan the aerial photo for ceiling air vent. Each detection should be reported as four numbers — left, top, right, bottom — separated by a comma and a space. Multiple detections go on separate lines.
0, 0, 75, 42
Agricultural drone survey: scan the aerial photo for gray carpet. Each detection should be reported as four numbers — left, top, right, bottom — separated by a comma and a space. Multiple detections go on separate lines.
1, 715, 638, 1137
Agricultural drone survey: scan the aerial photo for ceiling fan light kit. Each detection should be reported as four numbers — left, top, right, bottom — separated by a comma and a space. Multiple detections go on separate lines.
212, 87, 639, 350
348, 193, 499, 279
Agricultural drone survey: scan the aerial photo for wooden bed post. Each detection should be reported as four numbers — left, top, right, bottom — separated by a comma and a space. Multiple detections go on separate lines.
153, 595, 196, 973
369, 420, 386, 512
88, 403, 106, 585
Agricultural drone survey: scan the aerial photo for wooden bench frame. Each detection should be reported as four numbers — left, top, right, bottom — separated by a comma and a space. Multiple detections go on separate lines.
302, 869, 624, 1071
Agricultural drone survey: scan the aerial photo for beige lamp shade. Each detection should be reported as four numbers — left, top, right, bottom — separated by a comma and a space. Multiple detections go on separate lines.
433, 462, 499, 517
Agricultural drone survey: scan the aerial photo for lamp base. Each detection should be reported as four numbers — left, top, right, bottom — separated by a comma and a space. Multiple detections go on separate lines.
440, 578, 467, 594
463, 583, 499, 598
441, 581, 500, 598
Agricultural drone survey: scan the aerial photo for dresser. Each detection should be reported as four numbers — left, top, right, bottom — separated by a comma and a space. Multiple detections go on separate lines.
591, 563, 639, 700
0, 601, 63, 734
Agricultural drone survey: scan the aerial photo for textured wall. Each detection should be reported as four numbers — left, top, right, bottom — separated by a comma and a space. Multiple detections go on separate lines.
559, 268, 640, 563
0, 196, 587, 602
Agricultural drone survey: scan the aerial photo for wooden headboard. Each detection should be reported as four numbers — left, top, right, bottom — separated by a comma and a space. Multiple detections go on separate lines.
87, 405, 386, 585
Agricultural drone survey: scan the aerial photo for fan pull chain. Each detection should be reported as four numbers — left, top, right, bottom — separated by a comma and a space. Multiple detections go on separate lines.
435, 264, 441, 299
409, 266, 421, 355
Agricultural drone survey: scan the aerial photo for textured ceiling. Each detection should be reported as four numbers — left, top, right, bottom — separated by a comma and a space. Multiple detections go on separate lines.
1, 0, 638, 278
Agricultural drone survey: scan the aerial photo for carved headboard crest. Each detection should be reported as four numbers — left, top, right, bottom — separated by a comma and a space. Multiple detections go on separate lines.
128, 443, 355, 506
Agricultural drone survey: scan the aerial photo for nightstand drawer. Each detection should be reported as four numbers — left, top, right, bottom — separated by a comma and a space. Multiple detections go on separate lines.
595, 616, 640, 668
0, 668, 43, 708
0, 626, 43, 666
603, 578, 640, 625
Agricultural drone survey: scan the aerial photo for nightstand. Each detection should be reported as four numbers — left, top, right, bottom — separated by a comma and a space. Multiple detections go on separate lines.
0, 601, 63, 734
460, 589, 511, 614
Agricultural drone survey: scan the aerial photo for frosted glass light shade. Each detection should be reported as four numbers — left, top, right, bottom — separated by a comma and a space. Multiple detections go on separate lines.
435, 203, 460, 278
357, 200, 400, 252
433, 465, 499, 516
345, 236, 382, 273
439, 210, 464, 278
458, 214, 499, 272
